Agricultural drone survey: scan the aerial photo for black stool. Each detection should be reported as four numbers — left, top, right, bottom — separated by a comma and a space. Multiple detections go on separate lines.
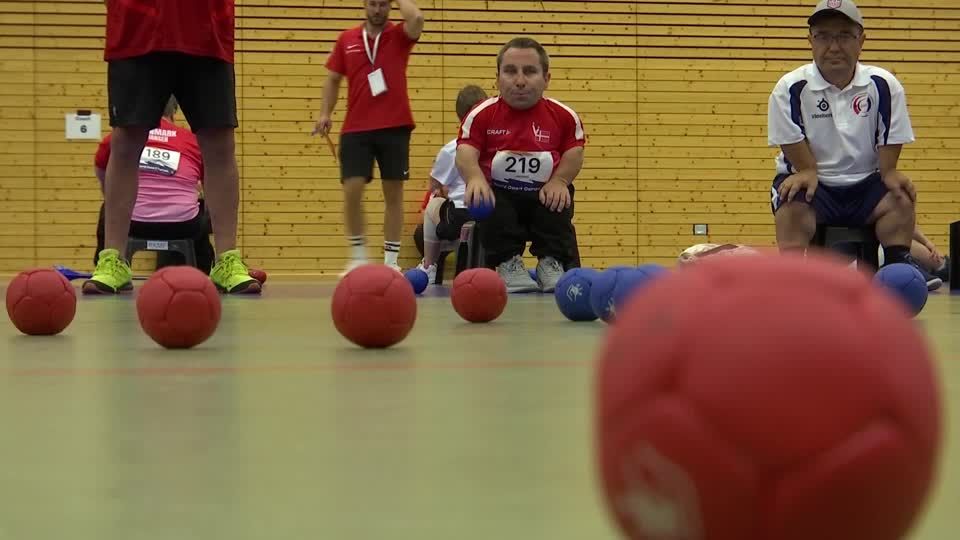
811, 224, 881, 271
435, 221, 484, 285
125, 237, 197, 268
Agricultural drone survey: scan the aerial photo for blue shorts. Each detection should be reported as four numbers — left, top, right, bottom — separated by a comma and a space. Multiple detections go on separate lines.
770, 172, 888, 227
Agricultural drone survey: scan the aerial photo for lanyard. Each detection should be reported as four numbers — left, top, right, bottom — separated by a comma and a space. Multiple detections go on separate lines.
362, 27, 382, 66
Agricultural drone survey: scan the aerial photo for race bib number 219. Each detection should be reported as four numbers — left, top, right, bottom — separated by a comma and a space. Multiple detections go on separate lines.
490, 151, 554, 187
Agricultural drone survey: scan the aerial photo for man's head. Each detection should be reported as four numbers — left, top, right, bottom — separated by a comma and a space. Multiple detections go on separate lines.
808, 0, 865, 81
496, 37, 551, 110
365, 0, 390, 29
455, 85, 488, 121
162, 96, 179, 120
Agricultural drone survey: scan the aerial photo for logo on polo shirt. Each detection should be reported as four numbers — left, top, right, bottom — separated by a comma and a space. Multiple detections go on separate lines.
813, 97, 833, 119
828, 0, 842, 8
853, 92, 872, 116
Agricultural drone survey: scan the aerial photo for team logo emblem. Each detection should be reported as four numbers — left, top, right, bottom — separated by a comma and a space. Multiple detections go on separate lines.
817, 98, 830, 112
533, 123, 551, 143
827, 0, 842, 8
616, 444, 704, 540
852, 93, 872, 116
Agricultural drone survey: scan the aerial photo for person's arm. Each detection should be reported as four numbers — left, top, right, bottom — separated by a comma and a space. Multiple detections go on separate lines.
548, 146, 584, 187
456, 144, 493, 208
95, 168, 106, 194
395, 0, 424, 41
878, 144, 915, 202
313, 71, 343, 136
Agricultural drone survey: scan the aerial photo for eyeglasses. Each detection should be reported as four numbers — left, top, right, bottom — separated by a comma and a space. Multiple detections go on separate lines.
811, 32, 861, 46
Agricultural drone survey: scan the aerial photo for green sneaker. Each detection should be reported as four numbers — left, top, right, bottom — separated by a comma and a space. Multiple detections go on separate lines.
82, 249, 133, 295
210, 250, 262, 294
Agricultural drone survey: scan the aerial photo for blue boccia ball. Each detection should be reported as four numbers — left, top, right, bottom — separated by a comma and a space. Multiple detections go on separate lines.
468, 198, 495, 221
589, 266, 634, 323
404, 268, 429, 295
874, 263, 928, 317
555, 268, 601, 321
611, 264, 668, 310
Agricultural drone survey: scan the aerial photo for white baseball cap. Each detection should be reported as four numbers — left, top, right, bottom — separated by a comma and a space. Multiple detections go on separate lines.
808, 0, 864, 28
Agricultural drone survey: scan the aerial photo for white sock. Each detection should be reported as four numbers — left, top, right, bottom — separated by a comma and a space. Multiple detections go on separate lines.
348, 235, 367, 261
384, 241, 400, 266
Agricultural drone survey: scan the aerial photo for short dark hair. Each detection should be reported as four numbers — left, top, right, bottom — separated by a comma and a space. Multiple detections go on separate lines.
455, 85, 488, 120
162, 96, 179, 118
497, 37, 550, 74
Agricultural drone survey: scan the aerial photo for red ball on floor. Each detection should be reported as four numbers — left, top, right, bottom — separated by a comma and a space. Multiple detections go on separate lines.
5, 269, 76, 335
249, 268, 267, 285
332, 264, 417, 348
595, 252, 942, 540
451, 268, 507, 323
136, 266, 221, 349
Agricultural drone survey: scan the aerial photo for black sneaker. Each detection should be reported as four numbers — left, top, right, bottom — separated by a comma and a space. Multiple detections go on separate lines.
902, 254, 942, 291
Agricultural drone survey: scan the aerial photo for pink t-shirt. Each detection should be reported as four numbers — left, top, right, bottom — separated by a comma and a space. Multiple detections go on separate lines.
95, 119, 203, 222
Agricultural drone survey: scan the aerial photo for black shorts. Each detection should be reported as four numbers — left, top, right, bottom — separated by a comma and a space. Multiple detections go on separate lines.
435, 199, 471, 241
339, 127, 412, 182
771, 172, 888, 226
108, 52, 238, 131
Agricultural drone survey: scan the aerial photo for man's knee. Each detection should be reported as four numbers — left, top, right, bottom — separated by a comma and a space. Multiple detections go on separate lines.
774, 201, 816, 247
195, 128, 236, 165
872, 192, 915, 223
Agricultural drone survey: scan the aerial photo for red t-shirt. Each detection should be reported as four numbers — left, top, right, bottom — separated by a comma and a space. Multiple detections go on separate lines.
325, 22, 417, 134
95, 118, 204, 222
457, 97, 586, 192
104, 0, 235, 63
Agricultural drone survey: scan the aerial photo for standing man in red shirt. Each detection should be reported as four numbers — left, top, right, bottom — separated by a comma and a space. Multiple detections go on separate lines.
457, 37, 587, 293
313, 0, 425, 276
87, 0, 259, 295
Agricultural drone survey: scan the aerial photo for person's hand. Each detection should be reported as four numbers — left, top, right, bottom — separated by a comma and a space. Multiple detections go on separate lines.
882, 169, 916, 203
464, 178, 494, 209
777, 169, 818, 204
924, 241, 944, 266
429, 178, 448, 198
311, 115, 332, 137
539, 179, 571, 212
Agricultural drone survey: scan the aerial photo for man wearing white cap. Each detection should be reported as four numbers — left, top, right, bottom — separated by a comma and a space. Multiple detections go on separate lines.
767, 0, 941, 289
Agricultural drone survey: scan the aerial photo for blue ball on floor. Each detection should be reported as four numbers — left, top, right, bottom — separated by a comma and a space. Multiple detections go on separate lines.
468, 199, 494, 221
874, 263, 928, 317
555, 268, 601, 321
613, 264, 668, 309
404, 268, 429, 295
589, 266, 634, 323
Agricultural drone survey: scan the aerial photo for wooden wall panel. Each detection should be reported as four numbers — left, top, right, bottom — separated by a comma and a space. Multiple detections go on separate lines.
1, 0, 957, 273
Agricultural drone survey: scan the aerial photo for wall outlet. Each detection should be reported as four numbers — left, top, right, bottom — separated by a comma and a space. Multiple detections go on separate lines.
693, 224, 709, 235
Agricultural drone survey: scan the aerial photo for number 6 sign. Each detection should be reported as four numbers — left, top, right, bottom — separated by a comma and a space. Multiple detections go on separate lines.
65, 111, 101, 140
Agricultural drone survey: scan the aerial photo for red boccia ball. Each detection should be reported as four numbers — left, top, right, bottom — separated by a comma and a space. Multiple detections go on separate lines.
332, 264, 417, 348
451, 268, 507, 323
5, 269, 76, 335
595, 253, 942, 540
136, 266, 222, 349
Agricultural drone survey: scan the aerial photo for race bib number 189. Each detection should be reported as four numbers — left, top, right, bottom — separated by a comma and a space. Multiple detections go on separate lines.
139, 146, 181, 176
491, 151, 554, 187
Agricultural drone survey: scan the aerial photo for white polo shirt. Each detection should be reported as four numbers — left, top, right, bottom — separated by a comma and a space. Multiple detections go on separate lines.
767, 62, 915, 187
429, 138, 466, 208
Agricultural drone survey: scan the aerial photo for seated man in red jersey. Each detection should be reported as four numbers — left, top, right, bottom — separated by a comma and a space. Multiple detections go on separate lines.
94, 97, 215, 273
456, 37, 586, 293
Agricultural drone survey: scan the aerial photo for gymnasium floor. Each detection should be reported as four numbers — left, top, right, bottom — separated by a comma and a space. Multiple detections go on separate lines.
0, 279, 957, 539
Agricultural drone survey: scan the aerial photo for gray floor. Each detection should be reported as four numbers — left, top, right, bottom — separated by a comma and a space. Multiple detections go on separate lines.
0, 280, 956, 539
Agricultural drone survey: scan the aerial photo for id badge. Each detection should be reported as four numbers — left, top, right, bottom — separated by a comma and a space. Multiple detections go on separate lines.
368, 68, 387, 97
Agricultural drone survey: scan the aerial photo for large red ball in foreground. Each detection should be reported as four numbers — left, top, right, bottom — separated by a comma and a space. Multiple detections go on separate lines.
332, 264, 417, 348
596, 253, 942, 540
451, 268, 507, 323
5, 269, 76, 335
136, 266, 221, 349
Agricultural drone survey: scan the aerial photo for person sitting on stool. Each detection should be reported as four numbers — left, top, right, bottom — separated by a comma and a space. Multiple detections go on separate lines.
93, 97, 214, 273
767, 0, 941, 290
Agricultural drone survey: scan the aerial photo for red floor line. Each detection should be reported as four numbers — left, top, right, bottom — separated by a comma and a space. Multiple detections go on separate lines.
3, 358, 593, 378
